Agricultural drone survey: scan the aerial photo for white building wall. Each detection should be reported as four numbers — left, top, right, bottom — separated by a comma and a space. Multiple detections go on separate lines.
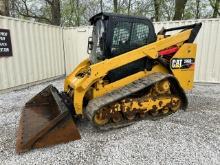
0, 16, 65, 91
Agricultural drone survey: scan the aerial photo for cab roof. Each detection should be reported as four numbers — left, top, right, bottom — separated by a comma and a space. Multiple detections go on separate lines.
89, 12, 152, 25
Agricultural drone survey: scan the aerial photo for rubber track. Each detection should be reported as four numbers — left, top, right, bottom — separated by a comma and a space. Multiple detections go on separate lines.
85, 73, 188, 130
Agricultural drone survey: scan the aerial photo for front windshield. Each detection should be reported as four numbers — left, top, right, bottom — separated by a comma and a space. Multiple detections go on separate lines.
89, 20, 105, 64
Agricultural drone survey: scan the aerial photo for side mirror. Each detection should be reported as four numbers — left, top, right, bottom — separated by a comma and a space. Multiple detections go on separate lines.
87, 37, 93, 54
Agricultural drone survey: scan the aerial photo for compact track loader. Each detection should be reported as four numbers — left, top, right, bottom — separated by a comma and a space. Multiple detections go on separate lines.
16, 12, 202, 153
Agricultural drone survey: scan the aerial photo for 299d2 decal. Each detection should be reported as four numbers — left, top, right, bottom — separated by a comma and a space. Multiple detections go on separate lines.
170, 58, 195, 69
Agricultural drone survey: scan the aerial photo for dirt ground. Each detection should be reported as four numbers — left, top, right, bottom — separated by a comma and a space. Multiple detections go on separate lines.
0, 79, 220, 165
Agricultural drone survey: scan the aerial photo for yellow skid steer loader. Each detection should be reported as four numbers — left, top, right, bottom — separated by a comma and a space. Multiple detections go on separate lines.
16, 12, 202, 153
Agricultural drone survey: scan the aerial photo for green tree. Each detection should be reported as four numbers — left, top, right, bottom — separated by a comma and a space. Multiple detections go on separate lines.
0, 0, 9, 16
14, 0, 61, 25
173, 0, 188, 20
209, 0, 220, 18
113, 0, 118, 13
153, 0, 160, 21
3, 0, 217, 26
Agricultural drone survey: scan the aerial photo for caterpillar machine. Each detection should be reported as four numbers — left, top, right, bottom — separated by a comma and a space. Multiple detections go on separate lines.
16, 13, 202, 153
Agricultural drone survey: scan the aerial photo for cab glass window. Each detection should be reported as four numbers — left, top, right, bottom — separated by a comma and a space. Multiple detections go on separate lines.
111, 21, 150, 56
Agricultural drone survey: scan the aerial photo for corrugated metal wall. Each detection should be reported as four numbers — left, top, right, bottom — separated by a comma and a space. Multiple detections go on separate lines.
63, 26, 93, 74
0, 16, 65, 91
0, 16, 220, 91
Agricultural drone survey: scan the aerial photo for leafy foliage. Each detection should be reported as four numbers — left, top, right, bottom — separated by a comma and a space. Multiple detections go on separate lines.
5, 0, 220, 26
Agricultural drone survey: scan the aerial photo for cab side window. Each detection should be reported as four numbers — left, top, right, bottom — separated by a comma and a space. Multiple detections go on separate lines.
111, 22, 131, 56
111, 21, 150, 56
130, 23, 150, 48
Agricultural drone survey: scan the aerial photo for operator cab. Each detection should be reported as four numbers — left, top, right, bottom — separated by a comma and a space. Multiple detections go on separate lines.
88, 12, 156, 63
88, 12, 157, 82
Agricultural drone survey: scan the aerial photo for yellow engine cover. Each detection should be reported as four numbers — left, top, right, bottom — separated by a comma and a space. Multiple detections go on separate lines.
170, 43, 197, 90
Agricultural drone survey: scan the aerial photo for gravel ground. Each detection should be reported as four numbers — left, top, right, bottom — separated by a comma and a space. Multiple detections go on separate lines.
0, 79, 220, 165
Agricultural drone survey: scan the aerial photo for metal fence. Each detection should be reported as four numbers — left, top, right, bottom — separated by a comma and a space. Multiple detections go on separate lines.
0, 16, 220, 91
0, 16, 65, 91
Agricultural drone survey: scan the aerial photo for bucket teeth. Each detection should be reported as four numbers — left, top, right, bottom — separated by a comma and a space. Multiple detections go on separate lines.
16, 85, 81, 154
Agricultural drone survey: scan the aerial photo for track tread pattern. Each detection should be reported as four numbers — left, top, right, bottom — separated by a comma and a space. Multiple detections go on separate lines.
85, 73, 187, 130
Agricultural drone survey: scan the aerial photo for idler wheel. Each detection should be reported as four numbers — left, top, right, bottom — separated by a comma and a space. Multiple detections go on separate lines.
94, 111, 109, 125
112, 112, 123, 123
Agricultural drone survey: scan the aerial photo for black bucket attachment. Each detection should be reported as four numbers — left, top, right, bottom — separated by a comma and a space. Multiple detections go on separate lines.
16, 85, 81, 154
